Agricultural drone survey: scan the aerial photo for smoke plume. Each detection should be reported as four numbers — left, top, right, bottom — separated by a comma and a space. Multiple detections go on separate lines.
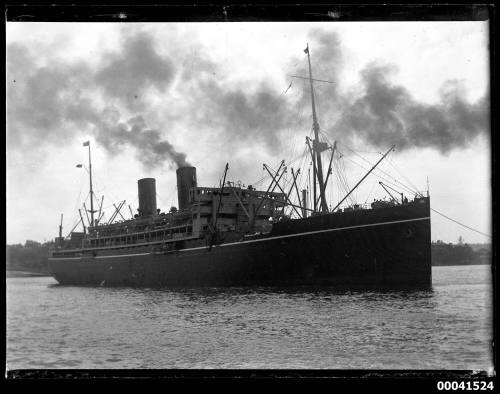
95, 109, 190, 168
7, 26, 490, 175
333, 63, 489, 153
7, 32, 190, 169
192, 80, 295, 149
302, 30, 490, 153
96, 32, 175, 111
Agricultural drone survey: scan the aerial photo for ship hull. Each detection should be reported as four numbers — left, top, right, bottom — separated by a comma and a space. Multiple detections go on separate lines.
48, 200, 432, 288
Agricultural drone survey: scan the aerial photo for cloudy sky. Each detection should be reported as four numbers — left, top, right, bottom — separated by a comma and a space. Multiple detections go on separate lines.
6, 21, 490, 245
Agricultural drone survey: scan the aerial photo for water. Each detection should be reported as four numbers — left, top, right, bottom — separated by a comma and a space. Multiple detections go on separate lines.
6, 265, 493, 370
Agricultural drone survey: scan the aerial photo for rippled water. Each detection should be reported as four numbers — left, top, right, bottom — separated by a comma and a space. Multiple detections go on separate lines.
6, 265, 493, 370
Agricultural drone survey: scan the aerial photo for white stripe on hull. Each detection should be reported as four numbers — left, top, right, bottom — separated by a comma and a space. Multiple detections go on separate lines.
49, 216, 430, 261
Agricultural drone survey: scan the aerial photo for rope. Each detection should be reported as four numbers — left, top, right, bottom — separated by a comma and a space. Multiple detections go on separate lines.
336, 154, 355, 205
339, 142, 420, 196
71, 172, 86, 216
386, 156, 422, 196
340, 153, 417, 196
431, 208, 491, 239
250, 148, 309, 188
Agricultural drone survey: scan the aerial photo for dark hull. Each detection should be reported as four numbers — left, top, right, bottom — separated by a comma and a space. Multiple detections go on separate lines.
49, 200, 431, 288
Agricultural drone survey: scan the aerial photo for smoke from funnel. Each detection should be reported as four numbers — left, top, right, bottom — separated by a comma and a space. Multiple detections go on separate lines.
7, 33, 190, 170
95, 109, 191, 169
332, 63, 489, 153
6, 26, 489, 171
95, 31, 175, 111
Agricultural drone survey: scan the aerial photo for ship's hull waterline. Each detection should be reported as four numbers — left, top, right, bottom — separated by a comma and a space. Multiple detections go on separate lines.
48, 200, 431, 288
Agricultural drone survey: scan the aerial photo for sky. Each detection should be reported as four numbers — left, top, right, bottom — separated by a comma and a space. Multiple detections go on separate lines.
6, 21, 491, 245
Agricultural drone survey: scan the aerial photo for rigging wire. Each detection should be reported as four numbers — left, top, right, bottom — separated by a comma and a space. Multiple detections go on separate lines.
295, 144, 309, 201
285, 85, 309, 171
332, 160, 352, 207
322, 132, 356, 204
76, 191, 91, 227
339, 152, 417, 197
71, 171, 86, 217
431, 208, 491, 239
337, 154, 355, 205
363, 159, 390, 204
336, 141, 419, 195
364, 176, 379, 205
250, 148, 309, 188
386, 156, 422, 195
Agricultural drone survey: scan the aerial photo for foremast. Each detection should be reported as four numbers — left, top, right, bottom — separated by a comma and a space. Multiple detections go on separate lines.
83, 140, 97, 231
305, 44, 329, 213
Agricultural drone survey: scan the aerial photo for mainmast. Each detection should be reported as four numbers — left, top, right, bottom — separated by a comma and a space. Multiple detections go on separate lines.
305, 44, 329, 213
59, 214, 63, 241
83, 141, 95, 228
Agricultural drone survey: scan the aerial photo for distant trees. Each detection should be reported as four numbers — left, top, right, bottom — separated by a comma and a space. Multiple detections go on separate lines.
431, 240, 487, 266
6, 241, 53, 273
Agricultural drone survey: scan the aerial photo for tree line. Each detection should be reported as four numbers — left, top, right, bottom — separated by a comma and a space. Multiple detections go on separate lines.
431, 240, 491, 266
6, 240, 53, 274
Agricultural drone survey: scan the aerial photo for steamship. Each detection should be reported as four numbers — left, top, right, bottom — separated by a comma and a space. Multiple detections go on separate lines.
48, 45, 431, 288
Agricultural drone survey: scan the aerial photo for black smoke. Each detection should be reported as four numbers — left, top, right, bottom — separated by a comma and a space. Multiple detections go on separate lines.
193, 80, 295, 149
7, 32, 189, 169
7, 43, 98, 147
333, 63, 490, 153
7, 26, 490, 173
301, 30, 489, 153
95, 31, 175, 110
95, 109, 190, 168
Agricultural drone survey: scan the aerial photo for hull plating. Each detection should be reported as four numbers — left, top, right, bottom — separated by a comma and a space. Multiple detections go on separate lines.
49, 201, 432, 288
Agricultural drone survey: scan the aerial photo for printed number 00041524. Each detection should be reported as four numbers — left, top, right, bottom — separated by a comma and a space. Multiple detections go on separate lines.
437, 381, 494, 391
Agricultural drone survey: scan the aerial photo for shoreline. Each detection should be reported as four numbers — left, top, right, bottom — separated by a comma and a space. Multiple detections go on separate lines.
6, 270, 51, 278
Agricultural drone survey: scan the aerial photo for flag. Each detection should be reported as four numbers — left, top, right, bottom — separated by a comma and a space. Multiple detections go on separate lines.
83, 141, 90, 146
304, 45, 309, 54
76, 164, 83, 168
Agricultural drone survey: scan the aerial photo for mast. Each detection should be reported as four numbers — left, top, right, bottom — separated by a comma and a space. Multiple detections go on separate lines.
213, 163, 229, 232
305, 44, 328, 213
78, 209, 86, 234
305, 137, 317, 212
97, 196, 104, 225
59, 214, 63, 242
302, 189, 308, 218
83, 141, 95, 229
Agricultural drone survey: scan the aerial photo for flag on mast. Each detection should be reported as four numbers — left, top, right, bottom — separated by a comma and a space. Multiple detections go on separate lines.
304, 45, 309, 54
83, 141, 90, 146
